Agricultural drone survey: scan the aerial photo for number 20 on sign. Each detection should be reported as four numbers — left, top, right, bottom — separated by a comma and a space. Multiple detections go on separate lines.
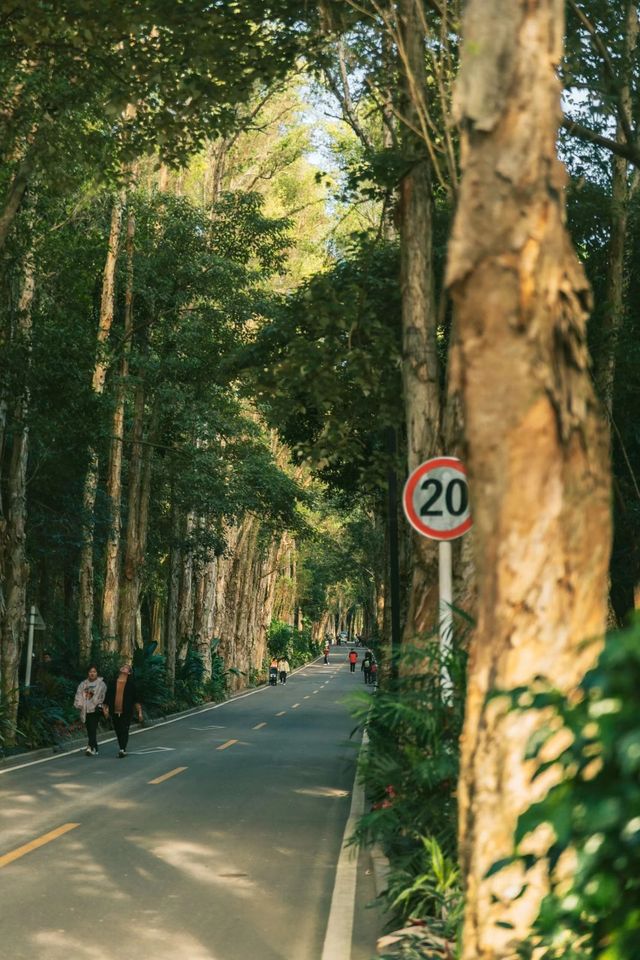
402, 456, 472, 541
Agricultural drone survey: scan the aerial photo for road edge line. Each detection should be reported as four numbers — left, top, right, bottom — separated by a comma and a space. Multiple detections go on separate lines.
320, 729, 368, 960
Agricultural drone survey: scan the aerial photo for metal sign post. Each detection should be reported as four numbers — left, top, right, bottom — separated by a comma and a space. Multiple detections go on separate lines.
402, 457, 472, 694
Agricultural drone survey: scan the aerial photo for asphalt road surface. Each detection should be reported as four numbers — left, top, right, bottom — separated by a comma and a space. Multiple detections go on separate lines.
0, 657, 378, 960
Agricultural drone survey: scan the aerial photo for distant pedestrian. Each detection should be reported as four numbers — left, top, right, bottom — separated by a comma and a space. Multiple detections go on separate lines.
348, 649, 358, 673
269, 657, 279, 686
277, 656, 290, 684
323, 644, 330, 665
361, 651, 373, 684
74, 664, 106, 756
370, 660, 378, 686
103, 664, 142, 758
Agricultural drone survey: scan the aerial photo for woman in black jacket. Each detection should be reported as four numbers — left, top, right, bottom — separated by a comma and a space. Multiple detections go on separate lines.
103, 664, 143, 757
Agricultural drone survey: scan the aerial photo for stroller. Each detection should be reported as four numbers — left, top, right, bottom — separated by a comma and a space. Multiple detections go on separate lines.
269, 665, 278, 686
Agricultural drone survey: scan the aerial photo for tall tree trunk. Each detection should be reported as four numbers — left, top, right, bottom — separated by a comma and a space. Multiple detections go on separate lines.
165, 493, 182, 693
101, 205, 135, 647
593, 1, 638, 412
77, 192, 125, 660
118, 388, 157, 661
397, 0, 442, 646
446, 2, 611, 955
176, 509, 196, 662
0, 252, 35, 743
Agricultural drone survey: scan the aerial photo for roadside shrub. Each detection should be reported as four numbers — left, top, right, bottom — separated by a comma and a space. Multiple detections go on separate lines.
352, 631, 467, 943
268, 618, 319, 667
498, 620, 640, 960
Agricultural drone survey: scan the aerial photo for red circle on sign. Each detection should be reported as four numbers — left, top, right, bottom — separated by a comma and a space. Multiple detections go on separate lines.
402, 457, 472, 540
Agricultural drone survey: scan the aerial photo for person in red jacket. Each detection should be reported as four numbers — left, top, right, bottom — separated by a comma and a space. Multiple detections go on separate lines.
348, 649, 358, 673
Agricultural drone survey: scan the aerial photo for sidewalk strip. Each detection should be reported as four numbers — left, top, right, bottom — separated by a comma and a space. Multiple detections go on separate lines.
148, 766, 187, 785
217, 739, 238, 751
320, 731, 367, 960
0, 822, 80, 870
252, 722, 267, 730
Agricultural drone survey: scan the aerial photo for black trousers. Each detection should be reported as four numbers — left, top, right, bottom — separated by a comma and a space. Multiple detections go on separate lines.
350, 662, 356, 672
279, 671, 287, 683
85, 711, 100, 750
112, 713, 132, 751
363, 669, 371, 684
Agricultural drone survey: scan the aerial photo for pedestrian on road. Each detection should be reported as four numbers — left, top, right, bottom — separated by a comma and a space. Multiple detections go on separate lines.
103, 664, 142, 757
74, 664, 107, 756
323, 644, 330, 665
348, 649, 358, 673
277, 656, 290, 684
361, 651, 372, 684
269, 657, 279, 686
370, 660, 378, 686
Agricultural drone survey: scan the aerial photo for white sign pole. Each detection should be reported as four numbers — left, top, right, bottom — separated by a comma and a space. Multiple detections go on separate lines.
25, 604, 36, 688
439, 541, 453, 695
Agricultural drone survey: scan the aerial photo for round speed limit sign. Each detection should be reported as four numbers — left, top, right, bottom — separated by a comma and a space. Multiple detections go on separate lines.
402, 456, 472, 541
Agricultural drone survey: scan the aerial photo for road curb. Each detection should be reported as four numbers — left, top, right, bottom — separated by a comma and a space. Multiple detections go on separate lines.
370, 844, 390, 898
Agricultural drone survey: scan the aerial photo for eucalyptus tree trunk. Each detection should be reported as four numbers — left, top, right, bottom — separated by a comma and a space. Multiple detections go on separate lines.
0, 252, 35, 743
77, 192, 124, 661
397, 0, 442, 646
193, 543, 218, 682
101, 204, 135, 648
118, 383, 158, 660
593, 1, 638, 412
165, 493, 182, 693
176, 509, 196, 662
446, 1, 611, 955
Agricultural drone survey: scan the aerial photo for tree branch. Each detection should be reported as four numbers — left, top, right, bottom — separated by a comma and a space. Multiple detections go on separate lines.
562, 114, 640, 167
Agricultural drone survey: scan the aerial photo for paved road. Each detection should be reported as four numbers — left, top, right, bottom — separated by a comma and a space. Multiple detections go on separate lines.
0, 658, 376, 960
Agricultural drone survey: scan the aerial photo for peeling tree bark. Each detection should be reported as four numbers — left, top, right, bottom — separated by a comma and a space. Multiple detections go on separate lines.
446, 1, 611, 956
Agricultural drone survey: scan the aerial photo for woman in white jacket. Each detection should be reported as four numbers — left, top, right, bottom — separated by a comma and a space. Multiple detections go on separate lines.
73, 665, 107, 756
277, 657, 291, 684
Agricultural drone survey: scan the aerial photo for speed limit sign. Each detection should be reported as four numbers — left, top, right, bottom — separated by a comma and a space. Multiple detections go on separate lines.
402, 456, 472, 540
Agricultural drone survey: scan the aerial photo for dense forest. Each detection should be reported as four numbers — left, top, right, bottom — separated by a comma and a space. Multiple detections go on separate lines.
1, 1, 639, 958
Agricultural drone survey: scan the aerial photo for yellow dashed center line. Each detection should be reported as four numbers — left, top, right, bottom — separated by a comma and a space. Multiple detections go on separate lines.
0, 822, 80, 870
303, 696, 310, 700
217, 739, 239, 751
291, 703, 300, 709
148, 766, 187, 785
275, 711, 286, 717
253, 722, 267, 730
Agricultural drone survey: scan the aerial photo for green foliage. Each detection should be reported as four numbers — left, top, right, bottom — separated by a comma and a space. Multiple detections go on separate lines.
268, 619, 319, 667
351, 636, 467, 932
174, 648, 207, 709
16, 687, 77, 750
498, 621, 640, 960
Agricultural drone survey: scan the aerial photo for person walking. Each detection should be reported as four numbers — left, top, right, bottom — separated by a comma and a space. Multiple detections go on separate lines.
323, 644, 330, 665
103, 664, 142, 757
277, 656, 290, 684
348, 649, 358, 673
74, 664, 107, 756
269, 657, 279, 686
361, 651, 372, 685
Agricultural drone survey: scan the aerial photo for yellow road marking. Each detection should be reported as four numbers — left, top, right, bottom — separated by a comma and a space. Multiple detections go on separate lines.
148, 766, 187, 785
253, 722, 267, 730
217, 739, 238, 751
0, 822, 79, 870
275, 711, 286, 717
291, 703, 300, 709
304, 695, 310, 700
313, 690, 319, 694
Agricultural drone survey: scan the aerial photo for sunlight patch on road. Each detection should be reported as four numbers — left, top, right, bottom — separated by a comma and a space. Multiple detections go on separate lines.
145, 838, 255, 897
